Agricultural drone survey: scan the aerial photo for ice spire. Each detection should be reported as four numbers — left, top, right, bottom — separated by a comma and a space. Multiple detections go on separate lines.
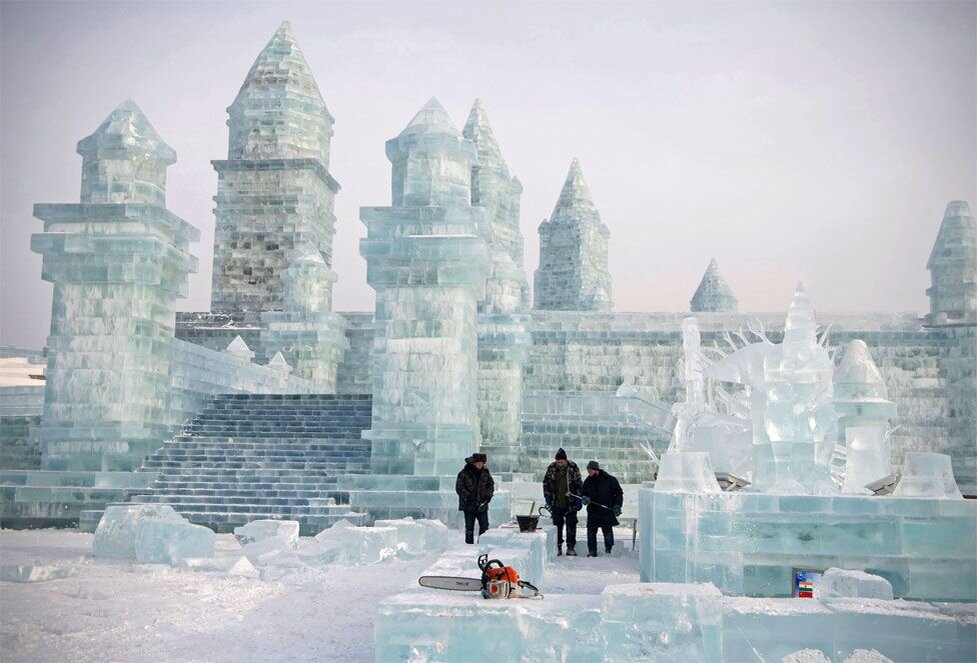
553, 158, 597, 215
76, 99, 176, 205
690, 258, 738, 313
463, 99, 508, 180
926, 200, 976, 325
534, 158, 612, 311
782, 282, 818, 361
386, 97, 474, 207
227, 21, 334, 165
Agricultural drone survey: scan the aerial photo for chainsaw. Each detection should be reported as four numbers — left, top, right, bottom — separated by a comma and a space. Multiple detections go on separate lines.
418, 554, 542, 599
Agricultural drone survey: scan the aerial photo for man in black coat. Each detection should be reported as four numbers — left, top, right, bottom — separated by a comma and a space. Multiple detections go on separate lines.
580, 460, 624, 557
542, 448, 583, 556
456, 453, 494, 544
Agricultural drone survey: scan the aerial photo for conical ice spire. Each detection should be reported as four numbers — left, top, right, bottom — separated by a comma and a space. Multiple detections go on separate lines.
553, 158, 597, 216
926, 200, 976, 323
690, 259, 738, 312
400, 97, 461, 137
227, 21, 333, 164
783, 282, 818, 353
463, 99, 507, 176
835, 339, 888, 400
77, 99, 175, 164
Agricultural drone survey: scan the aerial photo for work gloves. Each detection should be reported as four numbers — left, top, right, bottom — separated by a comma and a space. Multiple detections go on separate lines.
612, 505, 622, 517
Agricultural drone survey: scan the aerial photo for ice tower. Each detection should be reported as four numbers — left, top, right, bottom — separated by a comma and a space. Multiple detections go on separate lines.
30, 101, 199, 471
533, 159, 613, 311
463, 100, 532, 471
210, 21, 340, 314
690, 258, 738, 312
926, 200, 977, 325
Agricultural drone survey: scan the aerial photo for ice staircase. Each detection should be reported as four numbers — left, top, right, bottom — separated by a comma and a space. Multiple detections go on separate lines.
130, 394, 373, 535
519, 391, 672, 483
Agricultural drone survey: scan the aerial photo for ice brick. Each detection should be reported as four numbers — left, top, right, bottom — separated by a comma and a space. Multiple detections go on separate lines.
820, 568, 893, 600
93, 504, 185, 559
234, 519, 300, 546
134, 519, 216, 565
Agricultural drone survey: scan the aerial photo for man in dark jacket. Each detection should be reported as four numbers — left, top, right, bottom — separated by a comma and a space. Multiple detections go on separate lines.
456, 453, 494, 544
580, 460, 624, 557
542, 448, 583, 556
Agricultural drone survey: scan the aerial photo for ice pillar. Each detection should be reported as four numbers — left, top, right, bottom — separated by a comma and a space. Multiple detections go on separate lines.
31, 100, 199, 471
464, 100, 532, 471
361, 98, 490, 475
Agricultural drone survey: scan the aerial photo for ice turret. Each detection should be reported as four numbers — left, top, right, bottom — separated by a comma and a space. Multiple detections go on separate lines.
387, 97, 474, 207
926, 201, 976, 325
281, 243, 335, 314
690, 259, 738, 313
227, 21, 334, 166
32, 101, 198, 471
534, 159, 613, 311
76, 100, 176, 206
211, 21, 341, 315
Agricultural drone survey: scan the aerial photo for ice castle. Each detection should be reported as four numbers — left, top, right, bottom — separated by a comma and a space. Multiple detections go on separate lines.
1, 21, 975, 544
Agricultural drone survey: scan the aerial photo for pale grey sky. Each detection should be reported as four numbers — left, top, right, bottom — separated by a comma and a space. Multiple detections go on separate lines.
2, 0, 975, 349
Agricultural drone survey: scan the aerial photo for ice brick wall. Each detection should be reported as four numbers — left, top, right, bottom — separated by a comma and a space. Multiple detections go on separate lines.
334, 313, 374, 395
0, 415, 41, 470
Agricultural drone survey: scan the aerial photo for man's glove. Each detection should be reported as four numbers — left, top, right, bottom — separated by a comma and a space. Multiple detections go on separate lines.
580, 496, 591, 506
572, 498, 583, 512
612, 505, 622, 517
544, 496, 553, 508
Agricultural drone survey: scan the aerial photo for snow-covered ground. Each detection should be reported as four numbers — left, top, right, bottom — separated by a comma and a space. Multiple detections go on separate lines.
1, 528, 639, 662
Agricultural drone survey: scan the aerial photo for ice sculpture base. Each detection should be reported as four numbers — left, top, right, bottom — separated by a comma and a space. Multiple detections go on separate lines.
337, 474, 511, 529
639, 483, 977, 602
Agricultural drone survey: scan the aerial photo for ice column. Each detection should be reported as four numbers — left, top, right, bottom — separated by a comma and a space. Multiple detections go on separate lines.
464, 100, 532, 471
31, 100, 199, 471
361, 98, 490, 475
751, 284, 837, 493
690, 258, 738, 312
260, 244, 348, 389
533, 159, 613, 311
210, 21, 341, 316
833, 340, 897, 493
926, 201, 976, 325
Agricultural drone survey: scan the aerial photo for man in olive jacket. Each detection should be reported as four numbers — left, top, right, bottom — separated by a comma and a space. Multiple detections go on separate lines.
542, 448, 583, 556
456, 453, 494, 544
581, 460, 624, 557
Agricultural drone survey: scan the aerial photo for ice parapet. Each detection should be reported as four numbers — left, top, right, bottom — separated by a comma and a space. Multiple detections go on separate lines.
93, 504, 215, 565
233, 519, 300, 546
819, 568, 894, 600
893, 452, 963, 499
654, 452, 720, 493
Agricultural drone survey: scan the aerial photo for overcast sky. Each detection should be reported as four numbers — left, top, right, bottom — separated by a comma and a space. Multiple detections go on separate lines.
2, 0, 975, 349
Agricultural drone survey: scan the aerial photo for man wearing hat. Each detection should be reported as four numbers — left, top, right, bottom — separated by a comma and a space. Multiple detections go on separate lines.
580, 460, 624, 557
456, 453, 495, 544
542, 448, 583, 556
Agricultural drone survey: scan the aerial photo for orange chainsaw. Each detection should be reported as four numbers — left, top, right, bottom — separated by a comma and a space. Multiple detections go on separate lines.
418, 554, 543, 599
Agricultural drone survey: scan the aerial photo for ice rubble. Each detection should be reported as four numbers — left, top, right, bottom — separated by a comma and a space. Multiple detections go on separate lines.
233, 519, 300, 546
93, 504, 214, 565
819, 568, 893, 600
1, 561, 80, 582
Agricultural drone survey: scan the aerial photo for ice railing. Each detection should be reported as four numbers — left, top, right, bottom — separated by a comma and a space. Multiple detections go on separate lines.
521, 390, 675, 432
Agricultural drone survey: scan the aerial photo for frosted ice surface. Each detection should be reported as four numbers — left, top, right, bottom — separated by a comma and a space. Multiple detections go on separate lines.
893, 452, 963, 499
374, 517, 450, 554
233, 519, 300, 546
654, 452, 720, 493
1, 562, 79, 582
93, 504, 185, 559
134, 519, 216, 565
820, 568, 893, 600
842, 427, 891, 494
782, 650, 832, 663
177, 556, 259, 578
843, 650, 894, 663
240, 534, 297, 562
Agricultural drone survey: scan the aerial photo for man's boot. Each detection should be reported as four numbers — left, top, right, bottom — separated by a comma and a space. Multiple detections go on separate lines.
566, 546, 577, 557
587, 551, 598, 557
605, 545, 613, 555
557, 545, 563, 557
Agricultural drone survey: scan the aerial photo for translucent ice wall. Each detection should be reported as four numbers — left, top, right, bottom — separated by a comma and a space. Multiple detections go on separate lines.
926, 200, 976, 325
31, 101, 199, 472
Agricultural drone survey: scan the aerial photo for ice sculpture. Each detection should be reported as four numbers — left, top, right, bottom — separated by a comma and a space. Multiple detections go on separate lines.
533, 158, 613, 311
690, 258, 738, 313
893, 451, 964, 499
211, 21, 341, 314
31, 100, 199, 472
